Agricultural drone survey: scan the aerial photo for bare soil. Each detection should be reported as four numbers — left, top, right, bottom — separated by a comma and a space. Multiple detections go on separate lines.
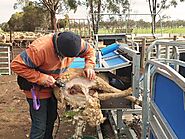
0, 75, 97, 139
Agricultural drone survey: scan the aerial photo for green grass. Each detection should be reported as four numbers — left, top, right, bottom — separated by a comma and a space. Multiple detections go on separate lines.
1, 27, 185, 35
133, 27, 185, 34
98, 27, 185, 34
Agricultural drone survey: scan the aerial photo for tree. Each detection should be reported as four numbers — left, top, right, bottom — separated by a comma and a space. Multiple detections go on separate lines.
22, 1, 49, 31
83, 0, 130, 34
8, 12, 24, 31
0, 22, 10, 32
147, 0, 185, 34
57, 14, 69, 28
37, 0, 79, 31
15, 0, 78, 31
9, 1, 49, 31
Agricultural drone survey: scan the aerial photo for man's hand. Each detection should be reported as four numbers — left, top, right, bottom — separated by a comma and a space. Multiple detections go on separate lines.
42, 75, 56, 87
83, 68, 96, 80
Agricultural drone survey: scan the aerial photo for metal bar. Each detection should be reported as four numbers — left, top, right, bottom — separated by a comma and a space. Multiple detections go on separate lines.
0, 62, 9, 64
147, 40, 185, 55
117, 110, 125, 130
184, 93, 185, 111
0, 57, 9, 59
141, 62, 151, 139
140, 38, 146, 70
132, 52, 140, 98
101, 108, 142, 114
97, 51, 103, 68
107, 111, 119, 139
0, 52, 8, 54
0, 45, 11, 75
156, 59, 185, 68
150, 102, 178, 139
103, 55, 120, 60
141, 59, 185, 139
0, 67, 9, 69
94, 63, 131, 72
96, 125, 103, 139
156, 44, 161, 59
103, 52, 130, 62
8, 45, 11, 75
118, 44, 141, 98
149, 116, 168, 139
94, 33, 126, 39
119, 44, 140, 56
148, 60, 185, 90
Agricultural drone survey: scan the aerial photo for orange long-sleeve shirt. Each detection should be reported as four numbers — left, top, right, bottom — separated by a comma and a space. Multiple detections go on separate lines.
11, 34, 96, 99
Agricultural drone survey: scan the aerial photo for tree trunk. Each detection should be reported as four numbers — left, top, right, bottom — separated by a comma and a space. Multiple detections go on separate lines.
89, 0, 96, 34
151, 14, 157, 35
50, 11, 57, 32
153, 14, 156, 33
95, 0, 101, 34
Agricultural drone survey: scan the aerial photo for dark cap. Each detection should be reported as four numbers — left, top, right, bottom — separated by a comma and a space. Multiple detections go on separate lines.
57, 31, 81, 57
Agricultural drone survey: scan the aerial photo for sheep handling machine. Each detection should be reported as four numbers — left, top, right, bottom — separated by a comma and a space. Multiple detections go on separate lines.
70, 33, 142, 138
69, 34, 185, 139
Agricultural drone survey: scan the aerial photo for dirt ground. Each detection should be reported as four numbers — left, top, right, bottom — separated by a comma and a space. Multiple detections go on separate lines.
0, 75, 97, 139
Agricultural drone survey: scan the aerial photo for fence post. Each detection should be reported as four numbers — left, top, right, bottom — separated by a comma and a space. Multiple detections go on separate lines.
140, 38, 146, 72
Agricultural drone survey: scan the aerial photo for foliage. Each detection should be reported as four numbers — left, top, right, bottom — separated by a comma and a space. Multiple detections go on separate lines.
8, 0, 185, 33
8, 12, 24, 31
13, 0, 130, 32
0, 23, 10, 32
81, 0, 130, 34
14, 0, 79, 31
83, 0, 129, 13
22, 1, 49, 31
57, 14, 69, 28
38, 0, 79, 30
9, 1, 49, 31
147, 0, 185, 34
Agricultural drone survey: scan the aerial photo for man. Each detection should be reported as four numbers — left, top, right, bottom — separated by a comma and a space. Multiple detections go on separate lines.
11, 31, 96, 139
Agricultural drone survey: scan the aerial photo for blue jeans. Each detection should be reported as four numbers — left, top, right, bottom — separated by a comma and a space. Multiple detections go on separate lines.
27, 96, 57, 139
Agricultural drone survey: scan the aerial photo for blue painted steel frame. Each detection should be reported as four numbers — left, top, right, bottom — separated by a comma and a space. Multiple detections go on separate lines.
69, 48, 130, 71
152, 72, 185, 138
142, 59, 185, 139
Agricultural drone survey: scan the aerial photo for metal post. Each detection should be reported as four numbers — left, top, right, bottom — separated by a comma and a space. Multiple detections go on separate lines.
141, 63, 150, 139
140, 38, 146, 71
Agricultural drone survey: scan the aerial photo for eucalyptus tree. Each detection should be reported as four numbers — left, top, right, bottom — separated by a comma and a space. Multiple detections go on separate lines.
83, 0, 130, 34
11, 1, 49, 31
22, 1, 49, 31
147, 0, 185, 34
15, 0, 78, 31
40, 0, 78, 31
8, 12, 24, 31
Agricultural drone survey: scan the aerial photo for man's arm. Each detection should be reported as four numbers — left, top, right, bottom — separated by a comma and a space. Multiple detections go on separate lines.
79, 40, 96, 69
11, 47, 55, 87
79, 40, 96, 80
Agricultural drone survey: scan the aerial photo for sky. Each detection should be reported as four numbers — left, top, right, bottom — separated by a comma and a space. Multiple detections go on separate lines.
1, 0, 185, 24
